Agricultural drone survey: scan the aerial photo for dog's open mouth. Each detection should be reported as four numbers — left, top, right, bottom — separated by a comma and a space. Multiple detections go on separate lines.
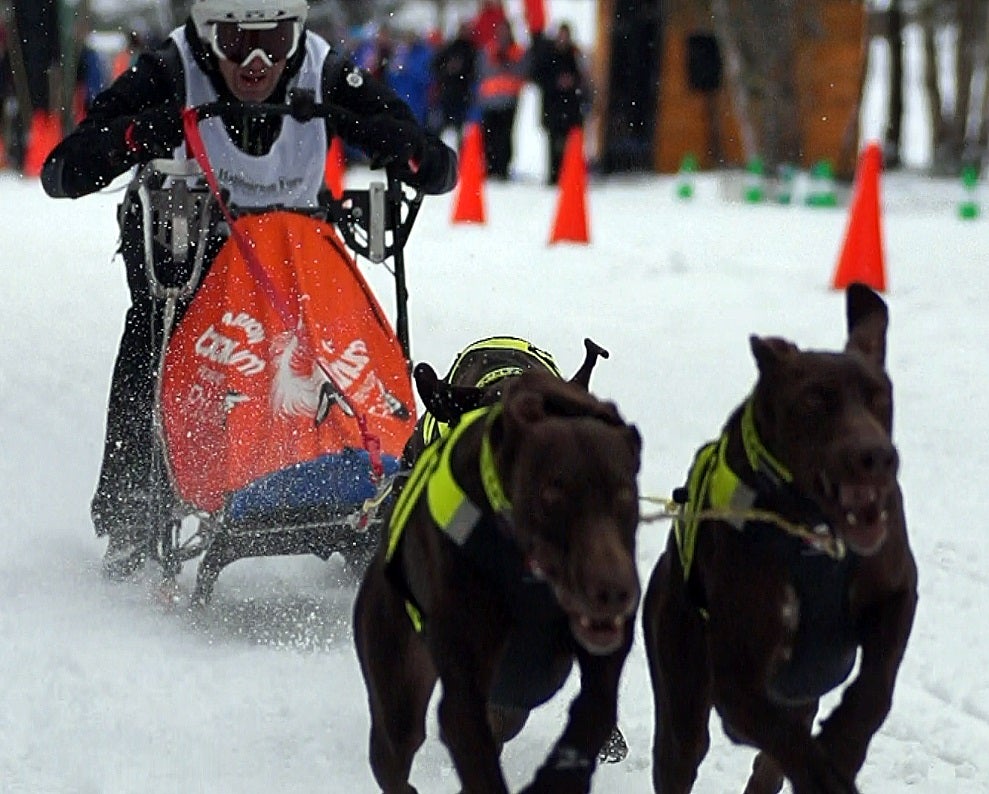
529, 557, 637, 656
568, 612, 628, 656
817, 473, 891, 555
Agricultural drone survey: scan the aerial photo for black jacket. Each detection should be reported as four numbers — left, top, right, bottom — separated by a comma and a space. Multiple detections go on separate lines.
43, 20, 457, 199
530, 34, 586, 134
431, 35, 477, 116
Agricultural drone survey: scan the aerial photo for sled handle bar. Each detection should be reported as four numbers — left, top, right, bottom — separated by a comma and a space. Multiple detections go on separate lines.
190, 89, 359, 128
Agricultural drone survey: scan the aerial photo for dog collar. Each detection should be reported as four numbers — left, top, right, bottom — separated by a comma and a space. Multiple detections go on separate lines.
480, 405, 512, 514
740, 398, 793, 486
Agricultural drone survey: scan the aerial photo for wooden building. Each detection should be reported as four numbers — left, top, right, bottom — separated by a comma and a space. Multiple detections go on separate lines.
591, 0, 867, 175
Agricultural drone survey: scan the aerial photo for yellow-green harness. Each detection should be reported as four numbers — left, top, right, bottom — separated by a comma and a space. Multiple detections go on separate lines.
386, 404, 511, 630
675, 399, 845, 583
419, 337, 562, 447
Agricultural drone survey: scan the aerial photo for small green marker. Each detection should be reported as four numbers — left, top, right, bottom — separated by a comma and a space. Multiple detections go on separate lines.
806, 160, 837, 207
676, 153, 698, 200
959, 164, 980, 220
744, 156, 765, 203
776, 163, 796, 205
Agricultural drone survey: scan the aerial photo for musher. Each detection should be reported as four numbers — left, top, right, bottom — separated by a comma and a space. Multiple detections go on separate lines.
41, 0, 457, 579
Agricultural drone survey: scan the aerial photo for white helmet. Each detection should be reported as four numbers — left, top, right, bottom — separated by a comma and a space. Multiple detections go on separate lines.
191, 0, 309, 42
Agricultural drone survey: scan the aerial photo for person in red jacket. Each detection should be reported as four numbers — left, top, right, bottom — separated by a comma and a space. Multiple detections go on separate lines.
471, 0, 508, 50
475, 19, 526, 180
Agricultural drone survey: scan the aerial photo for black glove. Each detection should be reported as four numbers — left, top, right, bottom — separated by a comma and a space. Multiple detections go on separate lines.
123, 104, 184, 160
356, 114, 426, 170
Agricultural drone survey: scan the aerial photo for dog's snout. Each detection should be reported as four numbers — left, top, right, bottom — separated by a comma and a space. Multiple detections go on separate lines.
582, 559, 640, 618
589, 575, 637, 614
855, 441, 897, 476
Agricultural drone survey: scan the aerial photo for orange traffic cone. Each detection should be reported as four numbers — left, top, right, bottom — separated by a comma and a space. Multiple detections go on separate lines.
549, 127, 589, 245
23, 110, 62, 178
324, 135, 346, 200
451, 122, 486, 224
832, 141, 886, 292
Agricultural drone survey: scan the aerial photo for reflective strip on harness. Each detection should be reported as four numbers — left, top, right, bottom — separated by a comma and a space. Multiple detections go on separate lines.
386, 406, 499, 560
675, 435, 756, 582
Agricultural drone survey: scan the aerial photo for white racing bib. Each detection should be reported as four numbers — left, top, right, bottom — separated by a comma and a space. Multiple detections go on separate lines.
172, 27, 330, 208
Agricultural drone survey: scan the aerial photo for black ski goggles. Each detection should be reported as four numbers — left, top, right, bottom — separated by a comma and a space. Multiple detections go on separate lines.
209, 19, 301, 67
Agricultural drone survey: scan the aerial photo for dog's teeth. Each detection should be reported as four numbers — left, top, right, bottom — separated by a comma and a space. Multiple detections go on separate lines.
846, 512, 857, 526
580, 615, 591, 629
880, 509, 889, 523
612, 617, 623, 628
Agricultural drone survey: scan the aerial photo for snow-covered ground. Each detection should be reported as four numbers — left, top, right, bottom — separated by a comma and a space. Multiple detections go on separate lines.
3, 12, 989, 794
4, 149, 989, 792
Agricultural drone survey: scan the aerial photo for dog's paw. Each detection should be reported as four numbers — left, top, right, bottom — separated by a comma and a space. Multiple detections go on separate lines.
788, 745, 860, 794
596, 725, 628, 764
520, 744, 595, 794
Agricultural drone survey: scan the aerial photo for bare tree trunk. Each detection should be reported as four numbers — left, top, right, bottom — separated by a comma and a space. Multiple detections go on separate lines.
711, 0, 804, 170
920, 4, 948, 170
952, 0, 977, 167
884, 0, 904, 167
710, 0, 758, 161
977, 1, 989, 164
839, 4, 871, 177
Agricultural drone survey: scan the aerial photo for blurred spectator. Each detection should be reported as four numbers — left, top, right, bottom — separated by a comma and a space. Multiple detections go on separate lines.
0, 25, 11, 167
111, 29, 147, 80
75, 25, 107, 118
475, 19, 526, 179
352, 24, 392, 81
429, 21, 477, 149
530, 22, 588, 184
386, 31, 434, 127
471, 0, 508, 50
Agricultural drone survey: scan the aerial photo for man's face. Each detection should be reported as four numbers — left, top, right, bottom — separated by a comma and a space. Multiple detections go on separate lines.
207, 19, 300, 102
218, 53, 286, 102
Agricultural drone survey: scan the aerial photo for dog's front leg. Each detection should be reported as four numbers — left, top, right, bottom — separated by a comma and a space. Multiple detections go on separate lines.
520, 631, 631, 794
706, 600, 854, 794
431, 607, 512, 794
816, 575, 918, 783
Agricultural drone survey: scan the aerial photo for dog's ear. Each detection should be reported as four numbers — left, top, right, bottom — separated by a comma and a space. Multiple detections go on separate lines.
569, 338, 610, 389
845, 282, 888, 367
750, 335, 798, 374
414, 362, 488, 423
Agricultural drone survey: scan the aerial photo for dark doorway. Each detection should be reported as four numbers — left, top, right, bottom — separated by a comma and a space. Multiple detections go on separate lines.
599, 0, 662, 174
12, 0, 60, 111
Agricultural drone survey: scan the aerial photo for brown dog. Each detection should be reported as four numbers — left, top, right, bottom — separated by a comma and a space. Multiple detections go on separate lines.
353, 370, 642, 793
642, 283, 917, 794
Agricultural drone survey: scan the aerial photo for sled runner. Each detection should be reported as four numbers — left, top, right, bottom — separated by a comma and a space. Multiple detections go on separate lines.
127, 95, 424, 604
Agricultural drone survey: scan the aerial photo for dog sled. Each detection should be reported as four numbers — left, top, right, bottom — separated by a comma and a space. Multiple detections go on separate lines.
126, 94, 423, 605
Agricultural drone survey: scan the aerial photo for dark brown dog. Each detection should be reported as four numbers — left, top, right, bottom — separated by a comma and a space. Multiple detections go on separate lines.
642, 283, 917, 794
353, 370, 642, 793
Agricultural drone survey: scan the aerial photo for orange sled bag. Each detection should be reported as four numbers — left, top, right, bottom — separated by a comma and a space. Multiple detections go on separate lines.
161, 211, 416, 518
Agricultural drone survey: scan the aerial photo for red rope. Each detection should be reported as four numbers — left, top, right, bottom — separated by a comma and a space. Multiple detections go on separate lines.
181, 107, 384, 478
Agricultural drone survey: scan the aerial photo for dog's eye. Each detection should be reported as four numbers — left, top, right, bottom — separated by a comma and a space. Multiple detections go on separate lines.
800, 385, 837, 413
540, 485, 565, 512
868, 385, 892, 418
615, 484, 636, 507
